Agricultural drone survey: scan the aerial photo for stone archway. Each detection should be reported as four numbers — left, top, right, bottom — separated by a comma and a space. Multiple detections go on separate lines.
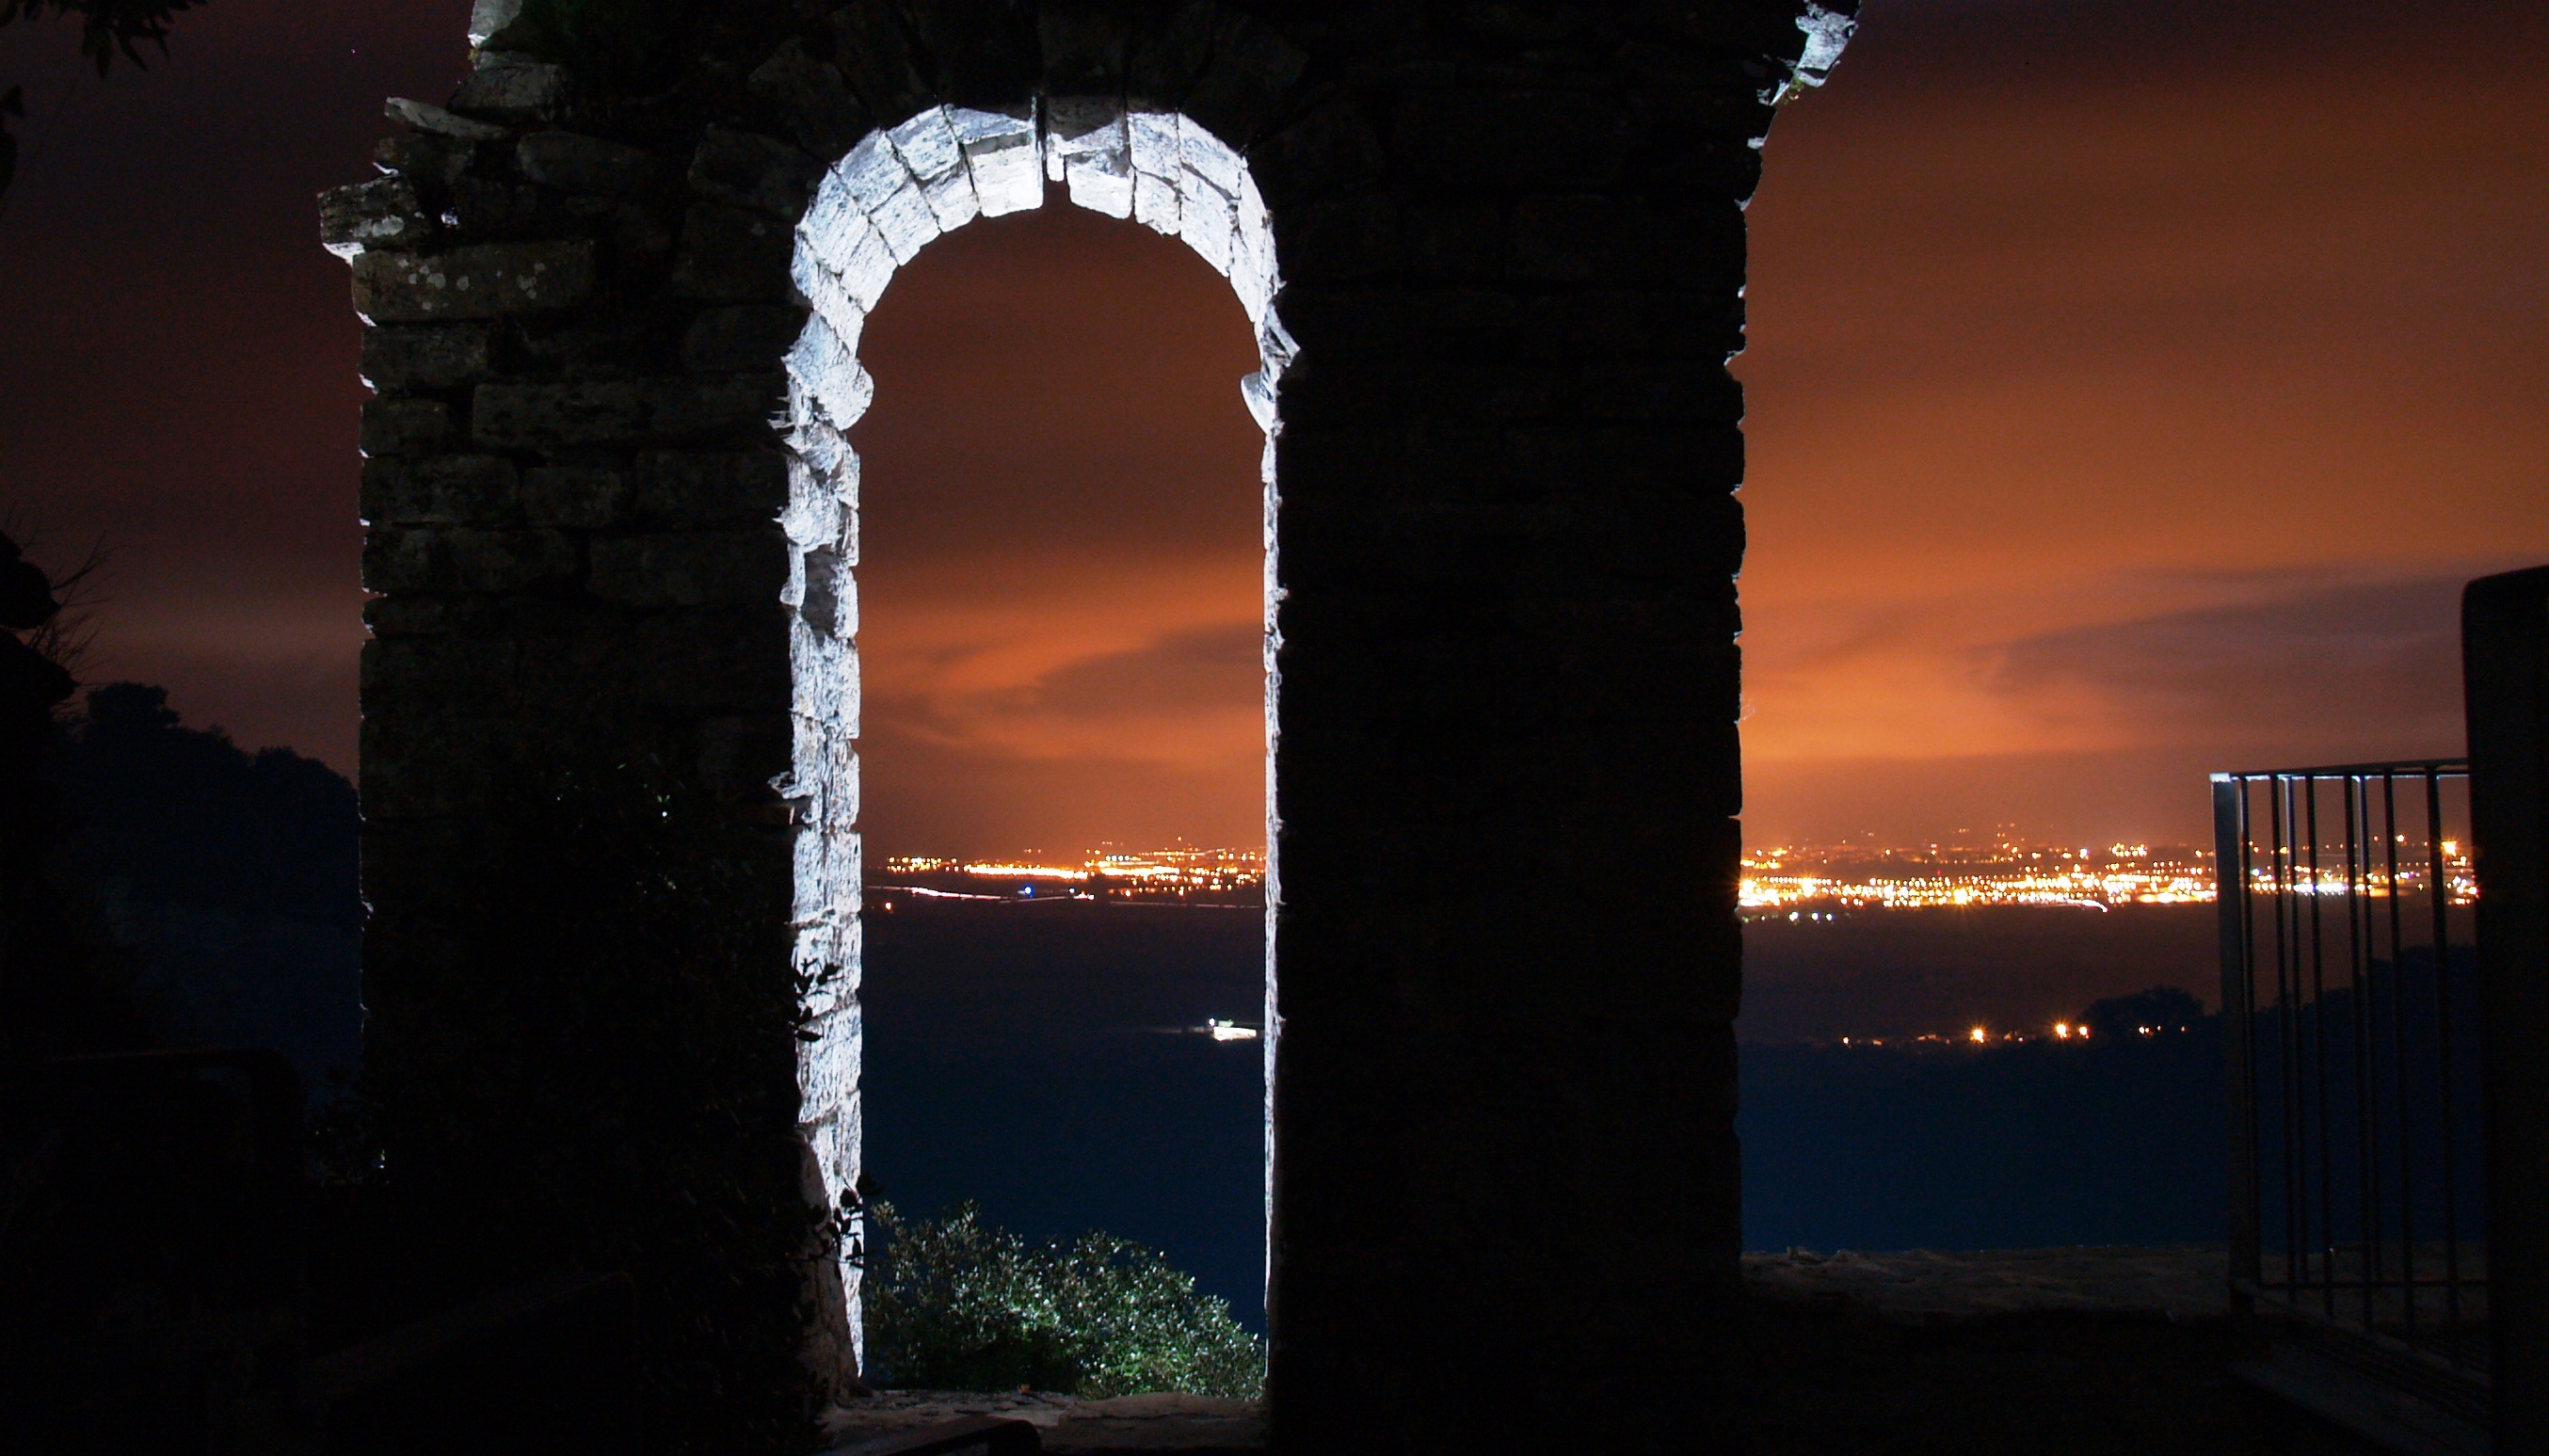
334, 3, 1852, 1447
775, 96, 1289, 1370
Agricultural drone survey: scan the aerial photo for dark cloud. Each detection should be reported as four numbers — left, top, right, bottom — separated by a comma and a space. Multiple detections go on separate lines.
1985, 573, 2469, 759
1003, 623, 1263, 719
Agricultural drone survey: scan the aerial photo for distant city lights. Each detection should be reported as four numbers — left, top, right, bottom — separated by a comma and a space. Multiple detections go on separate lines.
1738, 834, 2475, 914
874, 844, 1266, 906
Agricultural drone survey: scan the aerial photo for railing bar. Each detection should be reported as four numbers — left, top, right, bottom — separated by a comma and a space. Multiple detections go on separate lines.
2274, 774, 2304, 1297
2384, 771, 2417, 1337
2220, 757, 2470, 779
2308, 776, 2336, 1320
2426, 769, 2465, 1337
2242, 777, 2264, 1297
2349, 776, 2381, 1332
2219, 775, 2264, 1308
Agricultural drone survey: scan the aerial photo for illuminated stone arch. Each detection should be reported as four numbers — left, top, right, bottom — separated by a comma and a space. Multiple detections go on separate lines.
336, 1, 1853, 1445
775, 97, 1289, 1369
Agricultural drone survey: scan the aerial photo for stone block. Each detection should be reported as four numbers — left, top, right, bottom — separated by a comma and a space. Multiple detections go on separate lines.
826, 0, 938, 125
745, 40, 873, 161
522, 466, 632, 530
899, 0, 1038, 110
1275, 194, 1401, 283
363, 526, 578, 594
517, 131, 665, 198
362, 635, 518, 714
634, 451, 790, 525
631, 608, 793, 710
1124, 1, 1217, 108
321, 176, 435, 258
1249, 95, 1385, 212
1177, 12, 1307, 150
1511, 194, 1744, 287
361, 324, 493, 391
588, 530, 787, 608
362, 592, 507, 637
442, 175, 564, 238
950, 106, 1039, 217
384, 98, 508, 144
361, 398, 454, 457
472, 375, 785, 448
671, 205, 795, 303
1038, 5, 1130, 95
467, 0, 527, 49
683, 305, 808, 374
688, 130, 826, 219
1388, 89, 1628, 194
450, 61, 568, 123
352, 240, 597, 324
363, 454, 520, 524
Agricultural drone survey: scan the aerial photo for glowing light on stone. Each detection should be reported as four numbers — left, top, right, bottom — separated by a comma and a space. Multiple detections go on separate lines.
778, 101, 1288, 1368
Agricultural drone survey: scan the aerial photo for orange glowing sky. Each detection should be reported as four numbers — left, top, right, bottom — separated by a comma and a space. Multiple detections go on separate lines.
2, 0, 2542, 856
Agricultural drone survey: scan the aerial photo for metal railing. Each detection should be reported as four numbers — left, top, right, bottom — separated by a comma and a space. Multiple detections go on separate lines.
2213, 761, 2490, 1423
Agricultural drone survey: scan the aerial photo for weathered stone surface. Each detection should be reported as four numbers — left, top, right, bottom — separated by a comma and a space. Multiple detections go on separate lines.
450, 61, 568, 122
517, 131, 663, 198
1177, 13, 1307, 149
671, 205, 794, 303
321, 175, 434, 258
589, 531, 786, 607
374, 133, 472, 197
362, 592, 503, 638
361, 324, 492, 391
629, 608, 792, 709
688, 129, 826, 218
362, 454, 520, 524
682, 305, 808, 374
352, 240, 596, 323
443, 174, 567, 239
346, 6, 1841, 1448
1038, 8, 1129, 94
360, 398, 454, 457
745, 42, 872, 161
363, 635, 517, 714
385, 96, 509, 143
363, 525, 578, 594
633, 450, 789, 525
472, 375, 786, 448
826, 0, 937, 124
467, 0, 528, 50
521, 466, 630, 530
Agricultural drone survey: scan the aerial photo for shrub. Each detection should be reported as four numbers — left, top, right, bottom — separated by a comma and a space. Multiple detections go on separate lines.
864, 1202, 1263, 1400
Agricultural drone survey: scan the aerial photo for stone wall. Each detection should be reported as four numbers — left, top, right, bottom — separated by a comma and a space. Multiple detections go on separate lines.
329, 2, 1852, 1449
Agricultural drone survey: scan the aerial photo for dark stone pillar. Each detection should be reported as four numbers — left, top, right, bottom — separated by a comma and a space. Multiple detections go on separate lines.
2465, 564, 2549, 1453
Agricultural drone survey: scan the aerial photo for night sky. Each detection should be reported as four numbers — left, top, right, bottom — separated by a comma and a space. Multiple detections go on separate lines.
3, 0, 2541, 858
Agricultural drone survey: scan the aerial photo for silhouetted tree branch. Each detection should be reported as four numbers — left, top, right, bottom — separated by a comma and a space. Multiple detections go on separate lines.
0, 0, 211, 204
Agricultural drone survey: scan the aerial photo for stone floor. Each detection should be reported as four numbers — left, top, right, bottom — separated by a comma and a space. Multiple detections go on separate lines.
821, 1248, 2393, 1454
821, 1390, 1262, 1452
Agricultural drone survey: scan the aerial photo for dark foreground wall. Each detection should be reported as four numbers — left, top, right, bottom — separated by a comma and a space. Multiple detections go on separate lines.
331, 3, 1852, 1449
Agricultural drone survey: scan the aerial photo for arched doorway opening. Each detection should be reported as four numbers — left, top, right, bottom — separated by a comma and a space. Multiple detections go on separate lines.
773, 104, 1286, 1367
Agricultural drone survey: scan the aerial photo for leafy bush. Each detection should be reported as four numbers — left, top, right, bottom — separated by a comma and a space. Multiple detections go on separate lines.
864, 1202, 1263, 1400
